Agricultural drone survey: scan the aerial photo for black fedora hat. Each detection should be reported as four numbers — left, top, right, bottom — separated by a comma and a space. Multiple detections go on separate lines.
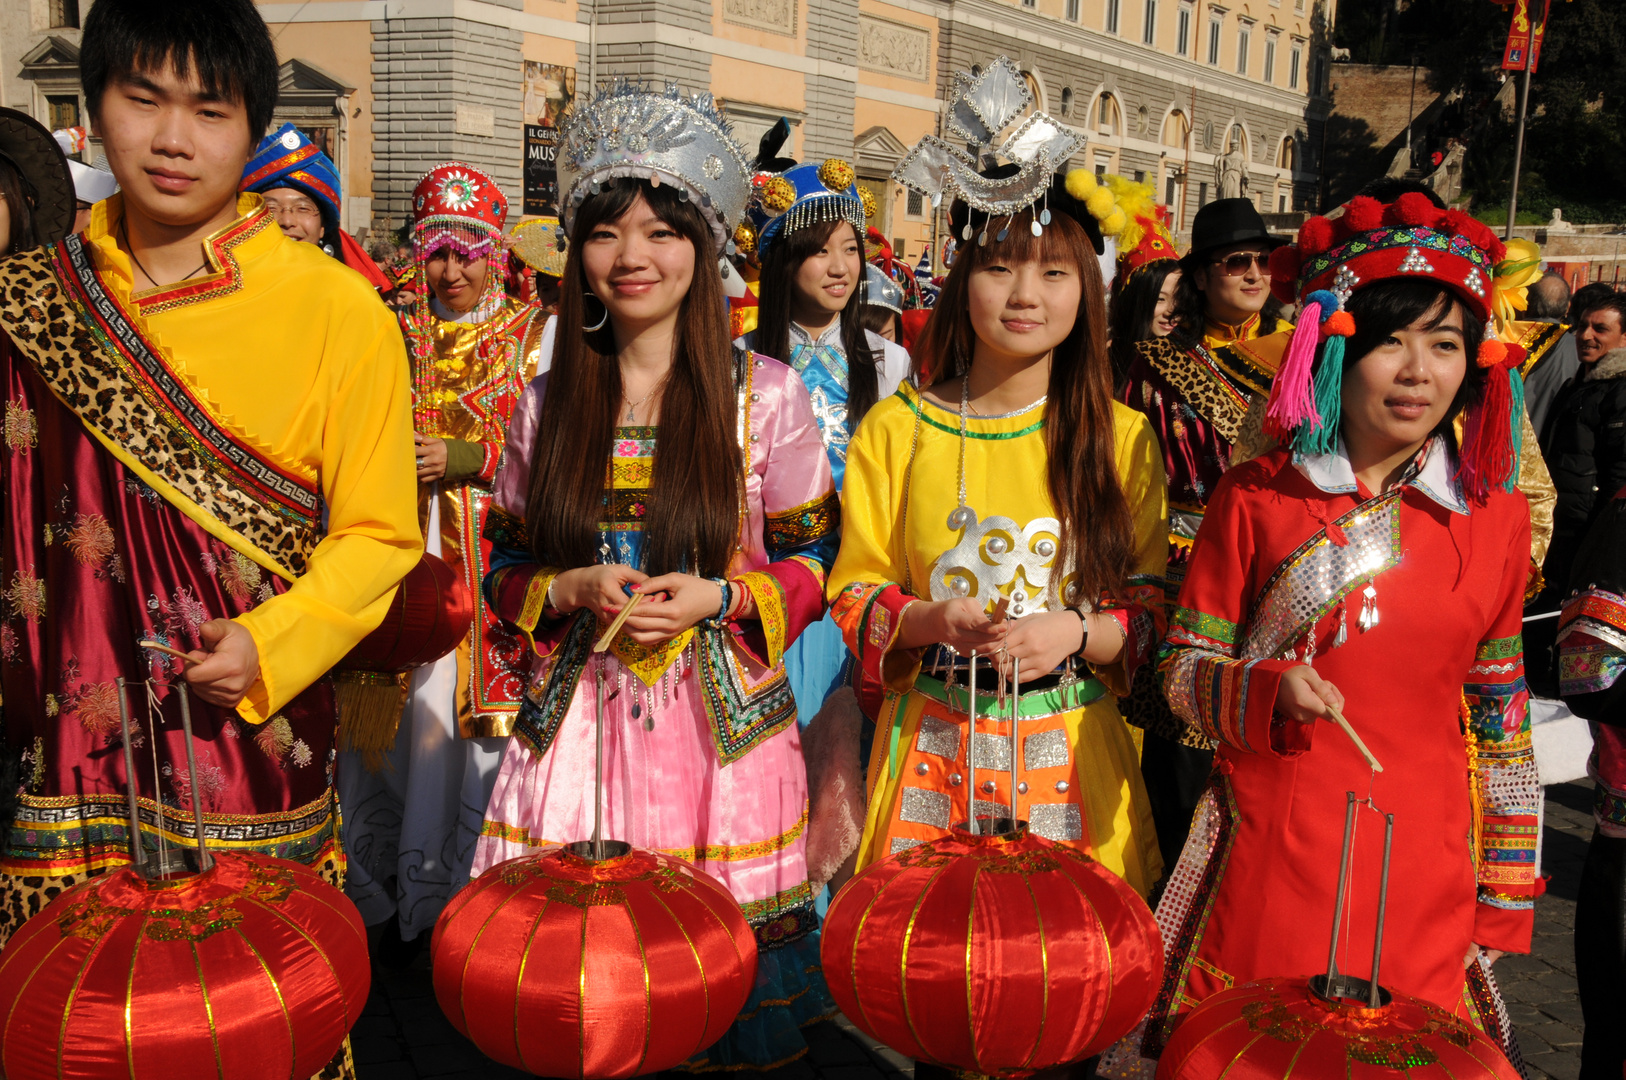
0, 107, 75, 250
1179, 197, 1285, 274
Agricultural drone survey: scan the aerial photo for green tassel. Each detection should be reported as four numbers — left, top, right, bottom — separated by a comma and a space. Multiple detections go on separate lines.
1505, 367, 1526, 493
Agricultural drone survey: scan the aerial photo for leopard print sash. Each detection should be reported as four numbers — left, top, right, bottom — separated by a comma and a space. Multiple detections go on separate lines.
0, 239, 323, 577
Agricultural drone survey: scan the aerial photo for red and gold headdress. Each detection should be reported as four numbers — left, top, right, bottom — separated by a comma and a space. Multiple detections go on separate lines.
411, 162, 508, 261
1263, 192, 1530, 500
1105, 176, 1179, 287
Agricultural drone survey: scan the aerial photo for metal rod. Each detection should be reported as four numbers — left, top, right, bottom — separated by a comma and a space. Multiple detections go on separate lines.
1504, 8, 1538, 241
116, 678, 146, 874
1368, 812, 1395, 1007
175, 685, 212, 872
1324, 792, 1357, 979
594, 663, 606, 861
966, 651, 978, 836
1009, 656, 1020, 827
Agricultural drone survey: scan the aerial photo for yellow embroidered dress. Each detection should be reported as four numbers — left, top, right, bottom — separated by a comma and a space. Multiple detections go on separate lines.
830, 384, 1168, 896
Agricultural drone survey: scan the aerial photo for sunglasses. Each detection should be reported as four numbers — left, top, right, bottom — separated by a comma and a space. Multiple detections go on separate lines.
1211, 252, 1272, 277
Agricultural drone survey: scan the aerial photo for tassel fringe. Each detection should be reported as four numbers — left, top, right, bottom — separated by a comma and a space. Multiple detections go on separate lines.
335, 669, 411, 772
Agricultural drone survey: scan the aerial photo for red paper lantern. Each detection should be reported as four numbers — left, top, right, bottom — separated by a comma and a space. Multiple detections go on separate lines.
344, 552, 473, 672
0, 851, 370, 1080
822, 825, 1163, 1077
1156, 977, 1520, 1080
431, 844, 759, 1077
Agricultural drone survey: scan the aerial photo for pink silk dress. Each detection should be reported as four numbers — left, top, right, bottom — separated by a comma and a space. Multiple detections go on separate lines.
473, 351, 842, 1068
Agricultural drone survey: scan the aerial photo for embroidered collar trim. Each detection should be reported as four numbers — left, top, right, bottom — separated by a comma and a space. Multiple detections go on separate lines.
1294, 434, 1468, 515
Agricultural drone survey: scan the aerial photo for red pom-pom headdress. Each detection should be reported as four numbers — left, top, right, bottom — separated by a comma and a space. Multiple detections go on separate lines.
1263, 192, 1527, 501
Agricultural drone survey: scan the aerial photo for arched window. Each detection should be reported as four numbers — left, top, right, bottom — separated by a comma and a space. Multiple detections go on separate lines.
1136, 104, 1151, 135
1060, 87, 1074, 117
1096, 93, 1120, 136
1162, 109, 1190, 149
1277, 137, 1296, 171
1225, 124, 1249, 159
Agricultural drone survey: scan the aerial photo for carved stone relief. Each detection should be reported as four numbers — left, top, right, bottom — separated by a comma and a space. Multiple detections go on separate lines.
858, 16, 930, 81
724, 0, 797, 36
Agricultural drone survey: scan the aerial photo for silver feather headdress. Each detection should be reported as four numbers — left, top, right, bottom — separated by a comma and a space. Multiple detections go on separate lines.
558, 81, 752, 249
891, 57, 1083, 241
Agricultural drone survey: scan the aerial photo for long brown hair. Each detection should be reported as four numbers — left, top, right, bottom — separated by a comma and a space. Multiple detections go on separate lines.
524, 178, 742, 577
753, 218, 880, 423
916, 206, 1134, 606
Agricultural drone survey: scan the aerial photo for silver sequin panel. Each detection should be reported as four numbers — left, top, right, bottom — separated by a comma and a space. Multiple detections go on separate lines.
1242, 497, 1400, 661
899, 787, 951, 829
891, 836, 923, 855
1023, 728, 1069, 771
972, 798, 1009, 821
971, 732, 1012, 770
916, 716, 963, 760
1028, 803, 1083, 842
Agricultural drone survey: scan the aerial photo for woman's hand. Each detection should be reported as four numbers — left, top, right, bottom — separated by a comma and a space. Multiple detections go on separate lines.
415, 434, 448, 482
1274, 665, 1346, 723
992, 610, 1086, 683
551, 564, 648, 622
897, 597, 1009, 656
621, 574, 723, 645
1463, 944, 1505, 968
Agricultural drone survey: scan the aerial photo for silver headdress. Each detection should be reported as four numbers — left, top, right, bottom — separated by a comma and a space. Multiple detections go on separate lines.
861, 264, 905, 314
891, 57, 1083, 240
558, 81, 752, 250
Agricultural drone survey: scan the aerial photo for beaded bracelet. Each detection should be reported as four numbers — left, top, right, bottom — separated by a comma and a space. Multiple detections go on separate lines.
701, 578, 732, 629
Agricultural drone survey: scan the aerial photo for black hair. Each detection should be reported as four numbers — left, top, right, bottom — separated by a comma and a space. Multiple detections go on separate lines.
1108, 262, 1179, 386
1354, 177, 1447, 210
1343, 277, 1487, 436
81, 0, 280, 140
0, 156, 41, 255
1579, 293, 1626, 333
858, 303, 900, 342
1570, 282, 1617, 325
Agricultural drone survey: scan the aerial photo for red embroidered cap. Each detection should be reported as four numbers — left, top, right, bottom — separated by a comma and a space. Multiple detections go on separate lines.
412, 162, 508, 260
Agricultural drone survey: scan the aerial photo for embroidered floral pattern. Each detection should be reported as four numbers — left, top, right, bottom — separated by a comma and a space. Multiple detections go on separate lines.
215, 550, 264, 604
4, 399, 37, 452
254, 715, 295, 764
165, 753, 226, 813
0, 625, 16, 662
63, 513, 116, 567
290, 739, 313, 768
69, 680, 123, 738
6, 567, 46, 623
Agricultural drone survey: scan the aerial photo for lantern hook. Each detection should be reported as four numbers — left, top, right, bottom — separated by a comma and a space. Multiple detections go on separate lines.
116, 677, 213, 878
1310, 790, 1394, 1009
566, 658, 631, 863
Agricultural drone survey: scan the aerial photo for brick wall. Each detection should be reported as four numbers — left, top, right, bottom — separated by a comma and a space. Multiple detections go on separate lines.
370, 17, 524, 233
804, 0, 858, 160
575, 0, 714, 89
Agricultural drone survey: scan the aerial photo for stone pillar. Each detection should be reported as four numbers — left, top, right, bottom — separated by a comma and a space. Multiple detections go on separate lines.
370, 13, 524, 234
803, 0, 858, 160
577, 0, 713, 92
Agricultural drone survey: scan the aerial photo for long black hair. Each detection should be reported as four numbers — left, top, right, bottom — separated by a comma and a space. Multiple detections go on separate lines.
1108, 262, 1179, 387
525, 178, 742, 578
753, 218, 880, 425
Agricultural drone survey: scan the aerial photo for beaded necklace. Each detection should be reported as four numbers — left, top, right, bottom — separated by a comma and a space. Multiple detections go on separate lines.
404, 262, 513, 435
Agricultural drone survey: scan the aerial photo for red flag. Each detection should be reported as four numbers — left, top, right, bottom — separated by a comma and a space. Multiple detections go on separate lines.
1502, 0, 1552, 72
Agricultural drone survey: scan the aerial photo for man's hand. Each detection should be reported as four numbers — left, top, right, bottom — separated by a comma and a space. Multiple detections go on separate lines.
183, 619, 261, 708
1274, 664, 1346, 723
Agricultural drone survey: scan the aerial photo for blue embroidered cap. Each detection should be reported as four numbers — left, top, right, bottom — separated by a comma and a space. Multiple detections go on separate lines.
748, 158, 868, 257
241, 123, 341, 228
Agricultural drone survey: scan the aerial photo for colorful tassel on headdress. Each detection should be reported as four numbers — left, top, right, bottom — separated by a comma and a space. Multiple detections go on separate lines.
1264, 293, 1330, 440
1458, 341, 1526, 499
1297, 333, 1347, 456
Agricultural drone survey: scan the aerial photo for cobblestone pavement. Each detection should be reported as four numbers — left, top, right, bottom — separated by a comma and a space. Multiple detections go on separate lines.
354, 783, 1595, 1080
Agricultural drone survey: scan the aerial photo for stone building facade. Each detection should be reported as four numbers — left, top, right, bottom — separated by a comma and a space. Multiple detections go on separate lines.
1, 0, 1336, 264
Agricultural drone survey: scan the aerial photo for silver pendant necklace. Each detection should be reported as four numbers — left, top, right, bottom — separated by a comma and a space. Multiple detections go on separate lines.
947, 373, 975, 530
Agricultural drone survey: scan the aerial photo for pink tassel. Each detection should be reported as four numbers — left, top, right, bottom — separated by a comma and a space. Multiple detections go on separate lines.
1264, 300, 1324, 440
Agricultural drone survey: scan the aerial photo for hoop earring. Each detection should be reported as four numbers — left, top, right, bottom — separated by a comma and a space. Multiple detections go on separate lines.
583, 292, 608, 333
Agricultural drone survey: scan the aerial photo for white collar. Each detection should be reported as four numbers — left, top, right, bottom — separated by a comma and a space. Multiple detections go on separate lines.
430, 295, 480, 324
789, 320, 844, 349
1293, 434, 1468, 515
